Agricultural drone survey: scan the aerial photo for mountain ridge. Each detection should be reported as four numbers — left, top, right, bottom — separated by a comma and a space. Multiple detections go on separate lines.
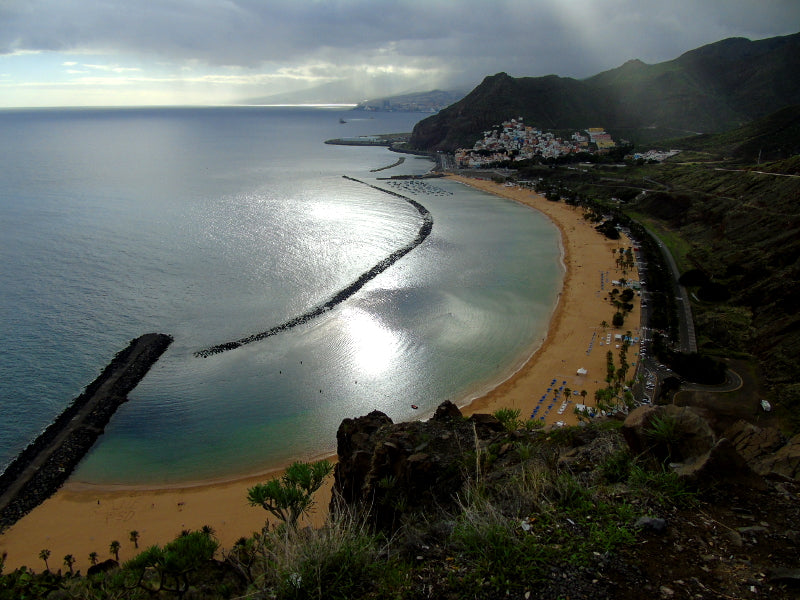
410, 32, 800, 151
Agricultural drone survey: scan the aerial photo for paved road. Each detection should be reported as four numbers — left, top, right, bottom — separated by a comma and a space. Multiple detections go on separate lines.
650, 236, 697, 353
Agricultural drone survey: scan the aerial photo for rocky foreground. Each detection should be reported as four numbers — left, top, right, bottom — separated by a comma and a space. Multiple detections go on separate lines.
328, 401, 800, 599
2, 398, 799, 598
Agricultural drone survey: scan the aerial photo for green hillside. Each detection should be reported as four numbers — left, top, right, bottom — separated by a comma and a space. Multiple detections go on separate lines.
512, 106, 800, 427
657, 104, 800, 162
410, 32, 800, 151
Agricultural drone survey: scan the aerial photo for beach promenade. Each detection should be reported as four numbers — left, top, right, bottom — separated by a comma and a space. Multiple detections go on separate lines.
0, 177, 641, 572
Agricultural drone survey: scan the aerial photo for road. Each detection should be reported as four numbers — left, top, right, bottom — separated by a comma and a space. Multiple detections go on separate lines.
651, 236, 697, 354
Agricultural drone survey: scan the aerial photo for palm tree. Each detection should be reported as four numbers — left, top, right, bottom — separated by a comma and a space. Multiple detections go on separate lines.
63, 554, 75, 575
88, 551, 99, 566
201, 524, 216, 539
38, 548, 51, 572
109, 540, 121, 562
129, 530, 139, 549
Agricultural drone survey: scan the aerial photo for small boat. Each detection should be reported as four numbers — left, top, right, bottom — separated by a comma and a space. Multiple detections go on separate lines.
411, 404, 418, 410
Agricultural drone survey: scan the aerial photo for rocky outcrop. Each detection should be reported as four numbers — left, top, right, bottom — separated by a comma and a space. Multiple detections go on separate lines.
725, 420, 786, 463
755, 433, 800, 481
623, 406, 800, 487
331, 401, 504, 530
622, 405, 716, 464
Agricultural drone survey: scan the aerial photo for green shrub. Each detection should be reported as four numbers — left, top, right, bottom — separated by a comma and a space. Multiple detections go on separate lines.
600, 448, 632, 483
493, 407, 523, 432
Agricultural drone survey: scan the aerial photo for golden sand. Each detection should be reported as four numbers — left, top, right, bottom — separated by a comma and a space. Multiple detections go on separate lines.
0, 176, 640, 572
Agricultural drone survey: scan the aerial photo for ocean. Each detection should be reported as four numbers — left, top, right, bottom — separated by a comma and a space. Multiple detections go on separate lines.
0, 106, 563, 485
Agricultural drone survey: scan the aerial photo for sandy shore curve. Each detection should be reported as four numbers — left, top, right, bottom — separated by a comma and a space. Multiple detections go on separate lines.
0, 176, 641, 572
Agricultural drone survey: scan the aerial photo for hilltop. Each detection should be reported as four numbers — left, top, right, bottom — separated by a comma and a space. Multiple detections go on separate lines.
409, 32, 800, 151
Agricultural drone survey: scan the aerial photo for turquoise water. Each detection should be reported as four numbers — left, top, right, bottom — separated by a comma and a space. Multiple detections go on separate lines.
0, 106, 562, 485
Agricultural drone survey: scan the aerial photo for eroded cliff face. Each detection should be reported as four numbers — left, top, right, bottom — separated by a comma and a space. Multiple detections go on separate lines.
330, 401, 505, 529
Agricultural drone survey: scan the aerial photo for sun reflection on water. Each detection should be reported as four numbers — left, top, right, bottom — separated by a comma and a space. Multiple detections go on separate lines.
341, 306, 399, 377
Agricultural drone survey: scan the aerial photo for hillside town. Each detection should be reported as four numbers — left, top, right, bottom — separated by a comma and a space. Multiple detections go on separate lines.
454, 118, 616, 167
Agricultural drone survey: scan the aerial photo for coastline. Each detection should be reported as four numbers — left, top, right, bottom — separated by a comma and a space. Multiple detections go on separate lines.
0, 176, 640, 572
451, 175, 641, 423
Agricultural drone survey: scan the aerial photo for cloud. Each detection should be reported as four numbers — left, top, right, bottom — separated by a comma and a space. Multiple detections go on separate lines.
0, 0, 798, 106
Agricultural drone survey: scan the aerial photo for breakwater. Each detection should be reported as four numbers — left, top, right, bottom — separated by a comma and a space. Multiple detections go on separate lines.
0, 333, 173, 531
370, 156, 405, 172
195, 176, 433, 357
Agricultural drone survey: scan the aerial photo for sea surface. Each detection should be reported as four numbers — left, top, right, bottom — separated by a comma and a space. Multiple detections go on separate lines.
0, 106, 563, 485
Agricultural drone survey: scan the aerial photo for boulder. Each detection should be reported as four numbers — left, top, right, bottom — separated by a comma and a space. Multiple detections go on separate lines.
754, 433, 800, 481
87, 559, 119, 576
724, 420, 785, 463
333, 410, 393, 506
673, 437, 766, 489
468, 412, 505, 436
330, 402, 504, 530
622, 404, 716, 463
432, 400, 462, 421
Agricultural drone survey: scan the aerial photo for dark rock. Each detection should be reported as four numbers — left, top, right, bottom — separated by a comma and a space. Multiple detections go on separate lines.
87, 559, 119, 576
622, 405, 716, 464
330, 402, 504, 530
737, 525, 768, 536
468, 412, 505, 436
767, 567, 800, 585
674, 437, 766, 489
724, 420, 785, 463
432, 400, 462, 421
635, 516, 667, 533
754, 433, 800, 481
723, 530, 744, 547
333, 411, 393, 506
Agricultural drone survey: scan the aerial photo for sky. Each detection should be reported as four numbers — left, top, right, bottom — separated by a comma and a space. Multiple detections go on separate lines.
0, 0, 798, 107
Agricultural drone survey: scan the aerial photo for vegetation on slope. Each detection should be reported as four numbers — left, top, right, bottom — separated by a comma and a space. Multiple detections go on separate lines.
409, 32, 800, 151
3, 419, 799, 599
513, 110, 800, 429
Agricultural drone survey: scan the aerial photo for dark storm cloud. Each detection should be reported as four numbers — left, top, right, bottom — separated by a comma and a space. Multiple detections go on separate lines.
2, 0, 798, 88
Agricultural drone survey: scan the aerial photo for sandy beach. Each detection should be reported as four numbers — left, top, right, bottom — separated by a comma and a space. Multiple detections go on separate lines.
0, 176, 640, 573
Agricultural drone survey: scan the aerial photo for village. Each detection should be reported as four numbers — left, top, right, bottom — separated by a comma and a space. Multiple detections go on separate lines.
454, 118, 617, 167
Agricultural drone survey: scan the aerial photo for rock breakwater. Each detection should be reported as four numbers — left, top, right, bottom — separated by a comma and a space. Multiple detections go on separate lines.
0, 333, 173, 532
195, 176, 433, 357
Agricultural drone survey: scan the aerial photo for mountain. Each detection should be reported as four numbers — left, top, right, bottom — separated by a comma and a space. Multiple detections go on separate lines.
409, 32, 800, 151
657, 104, 800, 162
238, 75, 415, 106
352, 89, 468, 113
